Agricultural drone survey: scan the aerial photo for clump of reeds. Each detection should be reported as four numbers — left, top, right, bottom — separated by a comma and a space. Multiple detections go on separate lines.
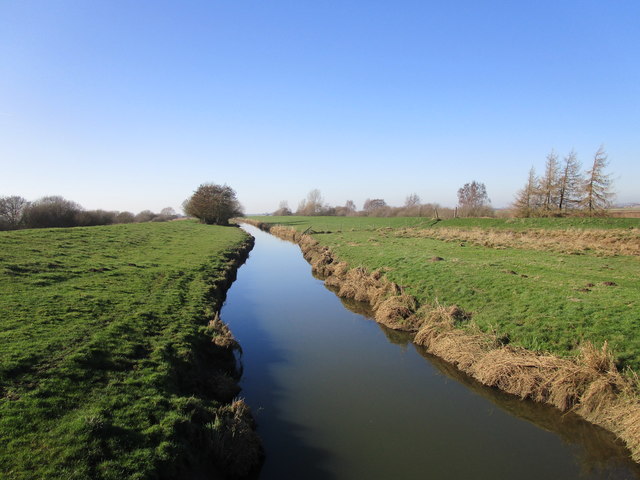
305, 246, 334, 277
375, 294, 420, 331
270, 225, 301, 242
334, 267, 396, 307
414, 303, 495, 372
210, 398, 263, 477
208, 313, 240, 350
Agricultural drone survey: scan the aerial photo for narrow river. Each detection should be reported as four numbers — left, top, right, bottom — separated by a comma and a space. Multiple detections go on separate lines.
221, 224, 640, 479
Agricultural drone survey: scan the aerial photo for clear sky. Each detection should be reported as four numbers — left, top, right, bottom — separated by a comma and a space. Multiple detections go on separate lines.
1, 1, 638, 214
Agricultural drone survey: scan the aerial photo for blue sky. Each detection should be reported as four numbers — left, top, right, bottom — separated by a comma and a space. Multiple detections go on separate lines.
1, 1, 638, 214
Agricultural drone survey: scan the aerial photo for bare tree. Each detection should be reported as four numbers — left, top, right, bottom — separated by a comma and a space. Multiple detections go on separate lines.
134, 210, 158, 223
183, 183, 244, 225
404, 193, 421, 207
401, 193, 422, 216
362, 198, 388, 216
23, 196, 83, 228
457, 181, 492, 217
344, 200, 357, 216
160, 207, 178, 219
557, 150, 583, 213
115, 211, 135, 223
334, 200, 357, 217
273, 200, 292, 216
296, 189, 326, 216
512, 167, 539, 217
582, 146, 614, 216
306, 189, 324, 215
540, 151, 560, 214
76, 210, 118, 226
0, 195, 29, 229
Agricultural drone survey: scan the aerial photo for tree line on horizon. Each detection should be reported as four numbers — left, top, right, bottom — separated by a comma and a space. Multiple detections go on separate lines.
273, 180, 494, 219
1, 148, 616, 232
512, 146, 614, 217
271, 147, 615, 220
0, 195, 180, 231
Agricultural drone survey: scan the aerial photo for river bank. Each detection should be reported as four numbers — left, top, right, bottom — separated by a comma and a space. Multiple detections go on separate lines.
240, 217, 640, 465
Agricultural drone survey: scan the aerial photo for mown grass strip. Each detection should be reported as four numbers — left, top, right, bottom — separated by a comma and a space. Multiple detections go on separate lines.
0, 221, 260, 479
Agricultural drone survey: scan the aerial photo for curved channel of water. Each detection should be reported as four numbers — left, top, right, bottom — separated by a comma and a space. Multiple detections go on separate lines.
221, 224, 640, 479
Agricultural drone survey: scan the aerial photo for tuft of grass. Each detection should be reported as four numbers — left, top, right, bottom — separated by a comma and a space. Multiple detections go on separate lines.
0, 221, 260, 479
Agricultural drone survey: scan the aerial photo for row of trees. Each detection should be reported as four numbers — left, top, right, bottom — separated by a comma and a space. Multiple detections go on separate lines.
1, 183, 245, 231
513, 147, 614, 217
274, 182, 494, 218
0, 195, 179, 231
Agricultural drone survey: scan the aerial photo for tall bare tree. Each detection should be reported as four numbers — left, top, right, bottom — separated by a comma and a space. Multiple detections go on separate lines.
362, 198, 388, 216
273, 200, 292, 216
557, 150, 583, 213
404, 193, 421, 207
160, 207, 178, 219
344, 200, 357, 215
0, 195, 29, 229
540, 150, 560, 214
457, 181, 492, 217
582, 146, 613, 216
512, 167, 539, 217
296, 189, 326, 216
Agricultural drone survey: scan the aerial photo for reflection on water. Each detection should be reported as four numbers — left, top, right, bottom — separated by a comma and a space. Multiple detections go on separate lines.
222, 224, 640, 479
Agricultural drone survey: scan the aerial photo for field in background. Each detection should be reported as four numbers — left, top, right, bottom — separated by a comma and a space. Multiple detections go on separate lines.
249, 215, 640, 232
249, 216, 640, 371
609, 207, 640, 218
0, 221, 253, 479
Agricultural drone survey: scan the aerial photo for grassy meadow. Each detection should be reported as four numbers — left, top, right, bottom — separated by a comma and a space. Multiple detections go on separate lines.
249, 216, 640, 371
0, 221, 258, 479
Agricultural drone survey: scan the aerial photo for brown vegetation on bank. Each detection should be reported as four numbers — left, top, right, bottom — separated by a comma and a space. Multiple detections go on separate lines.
212, 399, 263, 477
393, 226, 640, 256
197, 234, 264, 477
241, 218, 640, 463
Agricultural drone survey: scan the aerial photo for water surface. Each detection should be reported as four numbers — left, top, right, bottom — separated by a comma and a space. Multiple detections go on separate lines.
221, 225, 639, 479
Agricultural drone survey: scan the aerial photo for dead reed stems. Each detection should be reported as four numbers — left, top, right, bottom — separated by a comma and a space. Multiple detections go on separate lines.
395, 227, 640, 256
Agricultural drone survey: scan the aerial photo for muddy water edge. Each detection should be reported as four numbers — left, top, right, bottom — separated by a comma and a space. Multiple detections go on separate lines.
221, 224, 640, 479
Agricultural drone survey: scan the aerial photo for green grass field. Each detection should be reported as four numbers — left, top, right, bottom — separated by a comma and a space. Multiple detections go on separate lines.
0, 221, 255, 479
249, 215, 640, 232
249, 216, 640, 370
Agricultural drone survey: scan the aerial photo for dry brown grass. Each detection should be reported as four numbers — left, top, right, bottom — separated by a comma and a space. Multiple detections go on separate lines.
270, 224, 301, 242
209, 313, 240, 350
617, 399, 640, 461
414, 303, 496, 372
414, 304, 640, 460
609, 208, 640, 219
396, 227, 640, 256
211, 398, 263, 477
374, 294, 421, 331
